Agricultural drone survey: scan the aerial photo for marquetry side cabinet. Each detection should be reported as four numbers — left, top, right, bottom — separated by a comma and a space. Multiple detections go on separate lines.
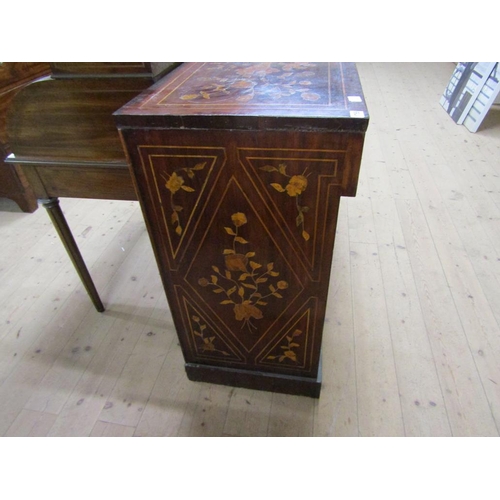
115, 62, 369, 397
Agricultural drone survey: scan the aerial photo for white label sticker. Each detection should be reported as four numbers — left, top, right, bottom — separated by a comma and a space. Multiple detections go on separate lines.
350, 111, 365, 118
348, 96, 362, 102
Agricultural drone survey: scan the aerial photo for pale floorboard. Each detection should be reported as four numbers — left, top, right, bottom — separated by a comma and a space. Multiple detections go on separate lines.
1, 62, 499, 436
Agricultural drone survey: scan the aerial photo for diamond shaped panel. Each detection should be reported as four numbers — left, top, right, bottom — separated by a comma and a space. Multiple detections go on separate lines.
185, 176, 304, 353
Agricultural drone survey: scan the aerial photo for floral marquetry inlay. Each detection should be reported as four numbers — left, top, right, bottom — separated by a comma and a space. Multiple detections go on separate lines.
266, 328, 303, 363
118, 61, 369, 396
162, 161, 206, 235
177, 63, 322, 105
191, 314, 230, 356
178, 291, 246, 363
256, 305, 313, 370
259, 163, 311, 241
138, 145, 225, 268
198, 212, 289, 334
238, 148, 348, 280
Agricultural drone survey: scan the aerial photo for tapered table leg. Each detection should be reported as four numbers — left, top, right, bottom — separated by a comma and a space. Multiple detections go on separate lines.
41, 197, 105, 312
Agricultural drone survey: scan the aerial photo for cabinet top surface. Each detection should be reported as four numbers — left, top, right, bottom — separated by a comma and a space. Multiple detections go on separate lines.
115, 62, 369, 132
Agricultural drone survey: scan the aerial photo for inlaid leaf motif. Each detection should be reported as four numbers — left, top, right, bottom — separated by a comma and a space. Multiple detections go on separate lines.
271, 183, 286, 193
267, 329, 303, 363
192, 315, 230, 356
198, 213, 288, 333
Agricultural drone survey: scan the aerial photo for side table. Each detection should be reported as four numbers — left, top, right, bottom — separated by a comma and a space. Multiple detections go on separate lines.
115, 62, 369, 397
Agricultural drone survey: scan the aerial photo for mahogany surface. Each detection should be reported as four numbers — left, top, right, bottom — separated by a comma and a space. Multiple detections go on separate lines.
49, 62, 177, 79
117, 62, 369, 397
4, 63, 179, 311
6, 76, 143, 201
0, 62, 51, 212
5, 63, 181, 200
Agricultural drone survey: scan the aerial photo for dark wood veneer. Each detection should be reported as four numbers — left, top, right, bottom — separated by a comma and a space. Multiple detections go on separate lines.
0, 62, 51, 212
4, 63, 179, 310
116, 62, 369, 397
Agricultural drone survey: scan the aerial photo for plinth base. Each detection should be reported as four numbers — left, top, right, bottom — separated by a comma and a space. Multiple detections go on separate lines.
185, 361, 322, 398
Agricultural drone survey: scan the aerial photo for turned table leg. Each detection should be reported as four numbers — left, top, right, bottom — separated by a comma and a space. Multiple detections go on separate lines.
41, 197, 105, 312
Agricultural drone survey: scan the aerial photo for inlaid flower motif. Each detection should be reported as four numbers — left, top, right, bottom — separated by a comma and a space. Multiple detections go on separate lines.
165, 172, 185, 194
232, 80, 254, 89
300, 92, 321, 101
233, 302, 264, 322
277, 281, 289, 290
235, 63, 280, 78
285, 175, 308, 197
231, 212, 247, 227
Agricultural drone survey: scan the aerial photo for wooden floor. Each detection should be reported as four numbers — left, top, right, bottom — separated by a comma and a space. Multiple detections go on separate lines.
1, 62, 499, 437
